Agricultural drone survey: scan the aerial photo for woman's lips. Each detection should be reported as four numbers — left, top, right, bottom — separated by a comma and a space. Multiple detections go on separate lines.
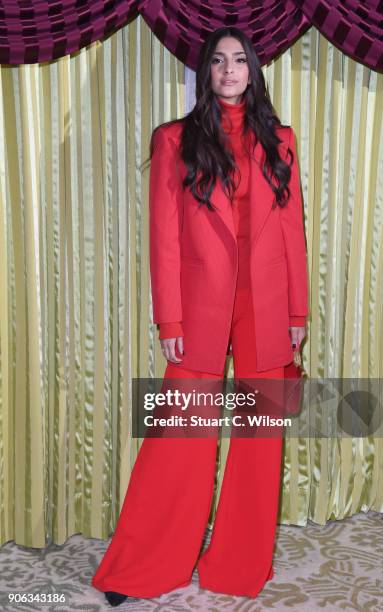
221, 80, 237, 85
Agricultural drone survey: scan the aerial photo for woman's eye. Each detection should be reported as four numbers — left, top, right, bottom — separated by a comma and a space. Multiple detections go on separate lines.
211, 57, 247, 64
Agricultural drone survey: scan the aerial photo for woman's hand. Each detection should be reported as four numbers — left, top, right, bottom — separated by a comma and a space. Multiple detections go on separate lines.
160, 337, 184, 363
288, 326, 306, 350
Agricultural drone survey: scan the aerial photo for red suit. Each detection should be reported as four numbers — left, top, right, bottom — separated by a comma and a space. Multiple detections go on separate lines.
92, 96, 309, 599
150, 96, 308, 373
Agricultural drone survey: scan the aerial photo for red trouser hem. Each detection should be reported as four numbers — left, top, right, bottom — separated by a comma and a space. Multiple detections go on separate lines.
197, 561, 275, 599
91, 576, 192, 599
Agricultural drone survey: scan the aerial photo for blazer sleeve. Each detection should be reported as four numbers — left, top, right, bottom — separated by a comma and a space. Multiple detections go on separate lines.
149, 126, 183, 324
158, 322, 184, 339
289, 315, 306, 327
280, 127, 309, 325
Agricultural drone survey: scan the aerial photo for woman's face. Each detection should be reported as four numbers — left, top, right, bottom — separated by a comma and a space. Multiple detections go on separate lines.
210, 36, 250, 105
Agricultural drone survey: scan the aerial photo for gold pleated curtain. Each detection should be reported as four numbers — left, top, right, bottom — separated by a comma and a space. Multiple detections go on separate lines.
0, 16, 382, 547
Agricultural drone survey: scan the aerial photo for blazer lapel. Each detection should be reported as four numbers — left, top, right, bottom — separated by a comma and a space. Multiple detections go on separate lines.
250, 139, 276, 246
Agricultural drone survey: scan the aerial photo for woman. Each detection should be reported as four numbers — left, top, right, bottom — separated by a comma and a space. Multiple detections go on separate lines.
92, 26, 309, 606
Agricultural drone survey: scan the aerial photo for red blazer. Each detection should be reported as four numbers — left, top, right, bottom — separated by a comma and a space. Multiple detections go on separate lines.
149, 121, 309, 375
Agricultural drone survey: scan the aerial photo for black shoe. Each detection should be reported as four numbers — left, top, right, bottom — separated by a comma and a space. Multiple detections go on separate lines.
104, 591, 129, 607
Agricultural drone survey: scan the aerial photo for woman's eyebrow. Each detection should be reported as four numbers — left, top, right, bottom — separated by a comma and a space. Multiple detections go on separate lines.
213, 51, 246, 56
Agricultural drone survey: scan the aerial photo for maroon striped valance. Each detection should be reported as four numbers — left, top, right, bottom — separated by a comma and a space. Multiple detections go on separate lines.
0, 1, 382, 73
296, 0, 383, 71
139, 0, 311, 71
0, 0, 139, 64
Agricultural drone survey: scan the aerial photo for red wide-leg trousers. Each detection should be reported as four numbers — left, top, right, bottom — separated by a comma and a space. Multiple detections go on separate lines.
92, 287, 284, 599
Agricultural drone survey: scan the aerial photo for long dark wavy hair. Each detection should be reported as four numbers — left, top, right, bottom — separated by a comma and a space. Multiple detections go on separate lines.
145, 26, 294, 210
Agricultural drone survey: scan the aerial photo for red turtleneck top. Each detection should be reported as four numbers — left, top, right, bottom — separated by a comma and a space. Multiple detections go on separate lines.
158, 96, 305, 340
218, 95, 252, 290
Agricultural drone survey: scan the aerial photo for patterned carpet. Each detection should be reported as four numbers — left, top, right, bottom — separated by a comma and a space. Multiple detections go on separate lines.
0, 510, 382, 611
